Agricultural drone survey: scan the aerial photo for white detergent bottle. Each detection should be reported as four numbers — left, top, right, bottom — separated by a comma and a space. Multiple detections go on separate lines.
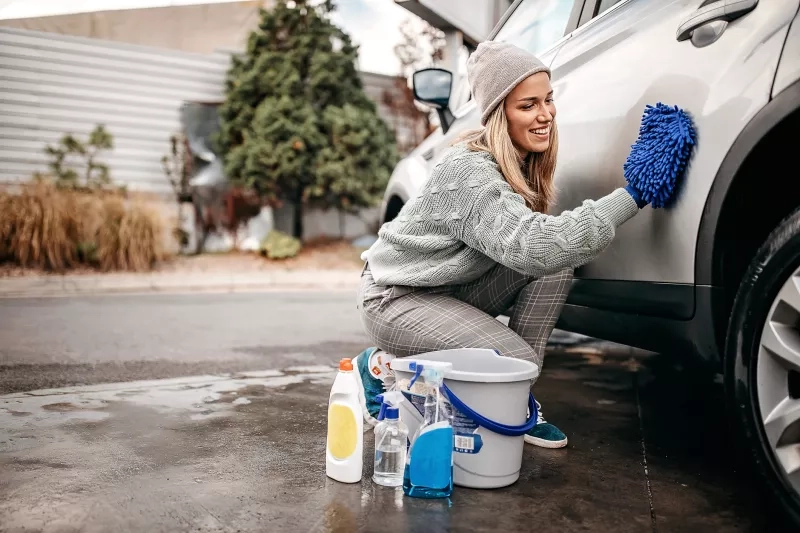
326, 358, 363, 483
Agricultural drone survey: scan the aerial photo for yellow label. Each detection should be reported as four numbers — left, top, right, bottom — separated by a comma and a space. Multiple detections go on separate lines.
327, 404, 357, 460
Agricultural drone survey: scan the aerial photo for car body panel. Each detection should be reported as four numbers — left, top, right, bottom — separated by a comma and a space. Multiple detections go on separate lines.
773, 3, 800, 98
547, 0, 798, 286
696, 76, 800, 289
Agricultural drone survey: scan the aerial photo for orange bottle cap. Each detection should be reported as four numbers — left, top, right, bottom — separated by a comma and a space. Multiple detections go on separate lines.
339, 358, 353, 371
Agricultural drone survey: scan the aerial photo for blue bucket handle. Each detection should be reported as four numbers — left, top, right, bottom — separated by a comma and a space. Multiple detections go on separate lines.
441, 382, 537, 437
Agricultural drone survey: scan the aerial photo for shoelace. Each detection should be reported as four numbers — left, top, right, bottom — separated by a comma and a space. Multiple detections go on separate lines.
529, 400, 549, 424
535, 401, 547, 424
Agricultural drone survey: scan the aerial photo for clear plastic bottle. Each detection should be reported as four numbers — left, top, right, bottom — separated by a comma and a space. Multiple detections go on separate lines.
403, 361, 454, 499
372, 392, 409, 487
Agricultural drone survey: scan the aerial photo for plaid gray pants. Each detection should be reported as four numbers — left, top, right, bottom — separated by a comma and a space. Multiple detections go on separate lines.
357, 262, 573, 371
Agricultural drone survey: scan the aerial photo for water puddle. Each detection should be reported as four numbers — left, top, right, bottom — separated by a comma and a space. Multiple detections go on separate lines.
0, 366, 335, 437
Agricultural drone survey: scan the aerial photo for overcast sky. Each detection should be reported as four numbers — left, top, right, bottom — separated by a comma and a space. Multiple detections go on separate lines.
333, 0, 413, 75
0, 0, 416, 75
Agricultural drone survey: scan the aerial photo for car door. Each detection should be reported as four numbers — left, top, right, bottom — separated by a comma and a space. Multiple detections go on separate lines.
547, 0, 798, 314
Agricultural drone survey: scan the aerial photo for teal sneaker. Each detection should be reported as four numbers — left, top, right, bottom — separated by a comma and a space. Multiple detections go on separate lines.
524, 400, 568, 449
352, 347, 394, 428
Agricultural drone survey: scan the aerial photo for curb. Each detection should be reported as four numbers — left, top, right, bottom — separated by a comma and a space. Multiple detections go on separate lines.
0, 269, 361, 298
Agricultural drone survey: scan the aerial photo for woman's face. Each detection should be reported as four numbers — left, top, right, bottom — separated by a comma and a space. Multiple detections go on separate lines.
504, 72, 556, 155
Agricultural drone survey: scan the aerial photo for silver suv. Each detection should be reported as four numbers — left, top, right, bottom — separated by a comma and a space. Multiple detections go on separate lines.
379, 0, 800, 524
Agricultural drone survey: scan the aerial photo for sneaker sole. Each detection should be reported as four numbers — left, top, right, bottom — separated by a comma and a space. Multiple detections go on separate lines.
524, 434, 568, 449
352, 354, 379, 431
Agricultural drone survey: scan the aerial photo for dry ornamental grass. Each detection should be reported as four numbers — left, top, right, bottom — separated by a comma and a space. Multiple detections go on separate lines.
0, 183, 79, 270
0, 183, 165, 272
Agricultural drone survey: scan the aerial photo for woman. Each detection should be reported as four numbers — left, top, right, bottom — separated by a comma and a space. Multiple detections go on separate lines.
353, 41, 651, 448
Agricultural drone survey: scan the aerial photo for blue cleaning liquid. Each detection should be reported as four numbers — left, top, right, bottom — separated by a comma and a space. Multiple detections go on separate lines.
402, 425, 454, 498
402, 463, 454, 499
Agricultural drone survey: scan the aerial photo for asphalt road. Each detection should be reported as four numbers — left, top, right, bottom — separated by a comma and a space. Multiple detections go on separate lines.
0, 291, 368, 394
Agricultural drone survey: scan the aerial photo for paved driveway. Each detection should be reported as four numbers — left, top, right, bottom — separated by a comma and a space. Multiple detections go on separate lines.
0, 293, 794, 532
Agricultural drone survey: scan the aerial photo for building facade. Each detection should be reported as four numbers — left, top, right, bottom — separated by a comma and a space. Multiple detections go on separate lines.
394, 0, 513, 113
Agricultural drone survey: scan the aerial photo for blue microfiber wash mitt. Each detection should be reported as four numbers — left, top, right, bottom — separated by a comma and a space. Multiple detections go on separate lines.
623, 103, 697, 209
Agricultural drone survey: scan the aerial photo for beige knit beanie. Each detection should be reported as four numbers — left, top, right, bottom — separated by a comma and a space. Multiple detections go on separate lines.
467, 41, 551, 126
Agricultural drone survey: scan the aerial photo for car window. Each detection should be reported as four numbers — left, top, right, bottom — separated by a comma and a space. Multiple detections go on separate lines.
596, 0, 625, 15
493, 0, 576, 55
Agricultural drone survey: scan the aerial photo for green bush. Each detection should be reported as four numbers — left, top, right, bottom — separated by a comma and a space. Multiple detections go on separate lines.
216, 0, 398, 239
259, 230, 301, 260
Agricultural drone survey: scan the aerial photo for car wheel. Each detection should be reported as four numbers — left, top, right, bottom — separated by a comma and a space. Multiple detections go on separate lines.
725, 206, 800, 526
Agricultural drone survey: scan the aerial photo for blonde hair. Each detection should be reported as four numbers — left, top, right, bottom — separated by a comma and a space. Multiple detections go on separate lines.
456, 104, 558, 213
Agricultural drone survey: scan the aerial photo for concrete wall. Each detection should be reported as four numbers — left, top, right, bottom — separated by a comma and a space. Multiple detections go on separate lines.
273, 205, 380, 242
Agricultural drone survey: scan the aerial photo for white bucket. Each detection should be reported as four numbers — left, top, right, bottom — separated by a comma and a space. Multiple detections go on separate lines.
391, 348, 539, 489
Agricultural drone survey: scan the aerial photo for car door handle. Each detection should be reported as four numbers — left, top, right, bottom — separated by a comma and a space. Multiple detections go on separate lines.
676, 0, 758, 42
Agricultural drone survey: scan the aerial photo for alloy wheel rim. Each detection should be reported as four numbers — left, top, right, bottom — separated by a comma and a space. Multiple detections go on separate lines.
757, 264, 800, 496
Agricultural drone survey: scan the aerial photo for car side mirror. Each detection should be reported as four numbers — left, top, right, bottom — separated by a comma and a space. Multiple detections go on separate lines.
412, 68, 455, 134
413, 68, 452, 108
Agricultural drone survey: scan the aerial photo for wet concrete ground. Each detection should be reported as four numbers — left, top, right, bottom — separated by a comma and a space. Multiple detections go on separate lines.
1, 341, 795, 532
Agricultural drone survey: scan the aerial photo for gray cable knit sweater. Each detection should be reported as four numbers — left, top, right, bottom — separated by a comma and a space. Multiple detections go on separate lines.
361, 143, 640, 287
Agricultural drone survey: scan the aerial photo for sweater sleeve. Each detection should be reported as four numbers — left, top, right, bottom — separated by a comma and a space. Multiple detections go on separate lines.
450, 174, 640, 277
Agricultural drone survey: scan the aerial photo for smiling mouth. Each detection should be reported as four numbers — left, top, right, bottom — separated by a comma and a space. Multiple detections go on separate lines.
530, 126, 550, 136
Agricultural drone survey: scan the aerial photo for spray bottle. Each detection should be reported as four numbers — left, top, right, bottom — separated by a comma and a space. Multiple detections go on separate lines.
326, 358, 363, 483
402, 361, 454, 499
372, 391, 408, 487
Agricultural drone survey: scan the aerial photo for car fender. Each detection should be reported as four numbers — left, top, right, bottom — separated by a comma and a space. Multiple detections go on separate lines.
773, 2, 800, 98
695, 76, 800, 288
380, 128, 449, 224
379, 155, 422, 224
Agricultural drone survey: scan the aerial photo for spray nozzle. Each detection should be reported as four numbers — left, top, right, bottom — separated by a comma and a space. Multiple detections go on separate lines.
422, 367, 445, 384
406, 360, 453, 389
376, 391, 405, 421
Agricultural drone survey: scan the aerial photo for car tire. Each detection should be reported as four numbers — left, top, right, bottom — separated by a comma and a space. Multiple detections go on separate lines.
725, 206, 800, 527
